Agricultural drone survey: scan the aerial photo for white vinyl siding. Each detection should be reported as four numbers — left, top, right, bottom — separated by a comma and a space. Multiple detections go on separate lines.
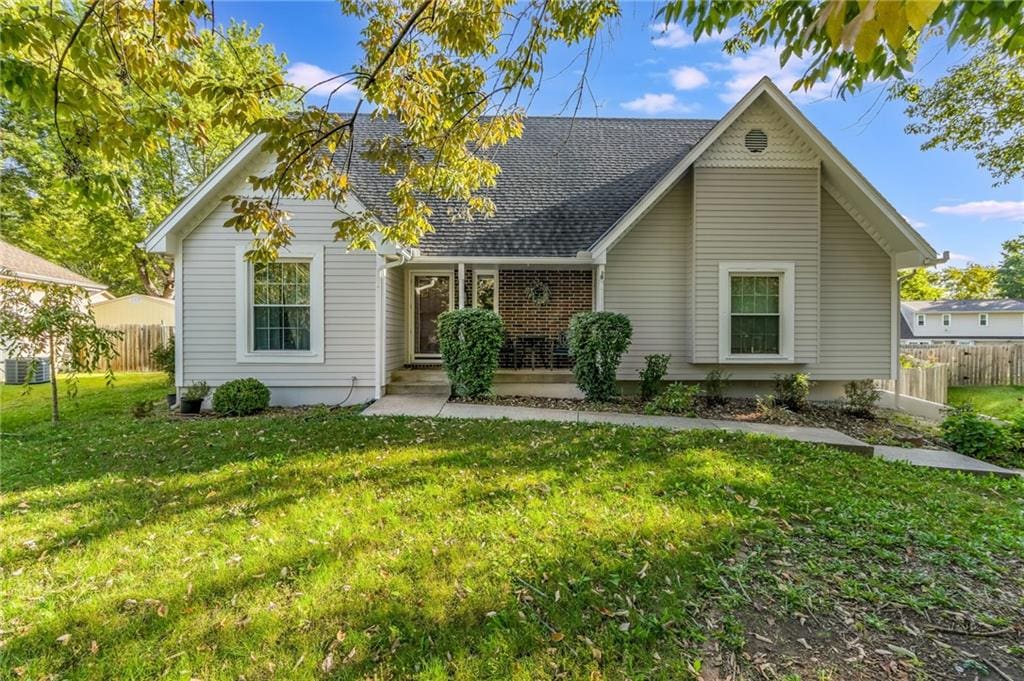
815, 190, 892, 379
179, 195, 377, 391
692, 166, 820, 365
604, 171, 693, 378
384, 266, 406, 374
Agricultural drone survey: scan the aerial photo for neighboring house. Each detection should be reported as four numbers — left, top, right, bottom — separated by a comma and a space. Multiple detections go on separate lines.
92, 294, 175, 327
900, 300, 1024, 345
144, 77, 943, 406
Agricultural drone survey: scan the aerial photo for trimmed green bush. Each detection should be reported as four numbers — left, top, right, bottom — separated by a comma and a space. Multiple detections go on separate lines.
773, 373, 811, 411
568, 312, 632, 402
644, 383, 699, 415
212, 378, 271, 416
638, 354, 671, 401
941, 404, 1009, 459
844, 379, 880, 417
150, 336, 175, 385
701, 368, 731, 406
437, 307, 505, 398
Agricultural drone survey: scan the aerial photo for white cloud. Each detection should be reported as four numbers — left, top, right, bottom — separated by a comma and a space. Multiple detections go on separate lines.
932, 200, 1024, 222
713, 46, 837, 104
621, 93, 695, 115
902, 215, 927, 229
286, 62, 359, 98
650, 23, 692, 48
668, 65, 709, 91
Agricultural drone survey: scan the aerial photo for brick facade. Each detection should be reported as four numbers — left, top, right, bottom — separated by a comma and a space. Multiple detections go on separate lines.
496, 269, 593, 368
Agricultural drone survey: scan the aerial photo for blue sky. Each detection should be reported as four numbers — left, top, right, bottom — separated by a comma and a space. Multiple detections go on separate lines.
220, 1, 1022, 266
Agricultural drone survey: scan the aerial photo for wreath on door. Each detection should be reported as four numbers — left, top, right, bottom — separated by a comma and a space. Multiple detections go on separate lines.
526, 279, 551, 306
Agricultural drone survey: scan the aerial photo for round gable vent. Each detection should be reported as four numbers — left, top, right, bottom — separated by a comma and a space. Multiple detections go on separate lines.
744, 128, 768, 153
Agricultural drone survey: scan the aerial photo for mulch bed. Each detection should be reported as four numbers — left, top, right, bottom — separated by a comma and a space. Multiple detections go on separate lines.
451, 394, 945, 449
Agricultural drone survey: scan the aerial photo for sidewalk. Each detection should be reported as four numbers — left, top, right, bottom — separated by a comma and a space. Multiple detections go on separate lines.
362, 395, 1021, 478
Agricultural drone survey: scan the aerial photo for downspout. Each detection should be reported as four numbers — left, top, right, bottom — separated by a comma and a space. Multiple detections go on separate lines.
376, 249, 413, 399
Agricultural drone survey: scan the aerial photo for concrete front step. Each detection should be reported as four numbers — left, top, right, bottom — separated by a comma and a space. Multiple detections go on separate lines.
387, 382, 451, 396
390, 368, 574, 385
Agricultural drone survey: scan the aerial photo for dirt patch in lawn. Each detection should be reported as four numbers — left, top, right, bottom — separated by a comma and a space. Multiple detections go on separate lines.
452, 395, 944, 449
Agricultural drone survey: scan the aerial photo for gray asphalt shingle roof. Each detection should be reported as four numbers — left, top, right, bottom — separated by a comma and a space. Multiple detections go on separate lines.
902, 300, 1024, 313
340, 116, 718, 257
0, 239, 106, 290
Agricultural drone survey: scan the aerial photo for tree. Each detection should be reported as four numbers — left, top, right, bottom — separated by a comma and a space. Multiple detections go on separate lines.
995, 235, 1024, 299
941, 263, 999, 300
0, 276, 120, 423
1, 21, 290, 296
894, 44, 1024, 185
899, 267, 944, 300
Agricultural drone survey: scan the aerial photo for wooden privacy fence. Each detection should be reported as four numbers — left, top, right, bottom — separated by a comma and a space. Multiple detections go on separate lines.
101, 324, 173, 372
900, 344, 1024, 387
877, 365, 948, 404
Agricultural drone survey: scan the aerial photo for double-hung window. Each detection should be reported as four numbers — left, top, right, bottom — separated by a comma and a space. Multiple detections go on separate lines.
942, 313, 951, 328
979, 313, 988, 327
718, 262, 794, 362
916, 314, 926, 327
235, 245, 324, 363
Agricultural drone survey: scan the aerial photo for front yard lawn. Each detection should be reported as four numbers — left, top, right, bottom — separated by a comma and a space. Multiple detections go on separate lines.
949, 385, 1024, 420
2, 375, 1022, 679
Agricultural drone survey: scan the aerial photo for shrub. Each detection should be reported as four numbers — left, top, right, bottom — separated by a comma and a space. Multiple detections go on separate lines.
755, 394, 786, 420
183, 381, 210, 401
940, 404, 1009, 458
568, 312, 632, 402
773, 373, 811, 411
638, 354, 671, 401
131, 399, 155, 418
437, 308, 505, 398
644, 383, 700, 415
150, 336, 175, 385
844, 379, 880, 417
212, 378, 271, 416
701, 368, 731, 406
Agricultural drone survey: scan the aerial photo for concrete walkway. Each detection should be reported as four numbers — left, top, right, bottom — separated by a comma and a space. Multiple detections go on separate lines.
363, 395, 1021, 477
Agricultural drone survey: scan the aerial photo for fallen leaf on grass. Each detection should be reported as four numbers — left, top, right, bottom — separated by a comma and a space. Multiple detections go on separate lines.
56, 634, 71, 645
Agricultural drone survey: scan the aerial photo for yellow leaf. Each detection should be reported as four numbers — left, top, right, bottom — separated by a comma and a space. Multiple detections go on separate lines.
905, 0, 940, 31
825, 1, 847, 46
874, 1, 907, 50
854, 19, 882, 62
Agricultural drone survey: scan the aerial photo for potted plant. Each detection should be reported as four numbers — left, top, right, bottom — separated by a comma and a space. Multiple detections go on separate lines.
180, 381, 209, 415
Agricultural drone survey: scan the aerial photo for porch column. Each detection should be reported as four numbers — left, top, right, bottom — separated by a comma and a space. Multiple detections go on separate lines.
458, 262, 466, 308
594, 264, 605, 311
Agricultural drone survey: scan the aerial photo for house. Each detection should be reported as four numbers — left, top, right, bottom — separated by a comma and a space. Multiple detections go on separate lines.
143, 78, 943, 406
900, 300, 1024, 345
91, 294, 175, 328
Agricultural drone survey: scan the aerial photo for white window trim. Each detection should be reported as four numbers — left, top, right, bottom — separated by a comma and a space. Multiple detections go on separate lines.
978, 313, 988, 327
718, 262, 795, 363
472, 269, 499, 314
942, 313, 951, 328
235, 244, 325, 364
915, 313, 926, 327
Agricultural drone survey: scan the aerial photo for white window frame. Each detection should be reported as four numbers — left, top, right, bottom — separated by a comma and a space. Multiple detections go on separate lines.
915, 313, 926, 327
718, 262, 795, 363
472, 269, 499, 313
235, 244, 325, 364
978, 313, 988, 327
942, 313, 951, 328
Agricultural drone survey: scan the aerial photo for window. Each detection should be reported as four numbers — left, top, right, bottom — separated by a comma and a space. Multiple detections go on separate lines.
718, 262, 794, 362
979, 313, 988, 327
942, 313, 951, 327
730, 275, 780, 354
253, 262, 310, 350
916, 313, 926, 327
473, 270, 498, 312
235, 245, 324, 363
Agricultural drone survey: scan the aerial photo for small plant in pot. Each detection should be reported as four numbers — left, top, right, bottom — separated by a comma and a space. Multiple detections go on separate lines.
180, 381, 210, 415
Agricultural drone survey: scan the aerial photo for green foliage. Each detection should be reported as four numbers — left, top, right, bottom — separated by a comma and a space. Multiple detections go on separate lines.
638, 354, 671, 401
150, 337, 176, 386
755, 393, 785, 420
941, 263, 999, 300
437, 308, 505, 398
899, 268, 944, 301
644, 382, 699, 415
996, 235, 1024, 298
131, 400, 155, 419
773, 373, 811, 411
896, 44, 1023, 185
940, 404, 1009, 460
701, 368, 731, 406
0, 275, 120, 422
568, 312, 632, 402
659, 1, 1024, 97
183, 381, 211, 402
844, 379, 880, 417
212, 378, 270, 416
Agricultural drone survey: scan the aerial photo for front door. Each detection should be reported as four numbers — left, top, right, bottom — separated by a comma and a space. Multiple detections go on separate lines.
410, 272, 453, 360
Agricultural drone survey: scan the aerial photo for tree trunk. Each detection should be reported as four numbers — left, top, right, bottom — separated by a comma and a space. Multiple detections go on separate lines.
48, 334, 59, 423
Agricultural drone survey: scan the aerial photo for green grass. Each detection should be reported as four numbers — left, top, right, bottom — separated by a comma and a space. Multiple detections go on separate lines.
2, 375, 1022, 679
948, 385, 1024, 420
